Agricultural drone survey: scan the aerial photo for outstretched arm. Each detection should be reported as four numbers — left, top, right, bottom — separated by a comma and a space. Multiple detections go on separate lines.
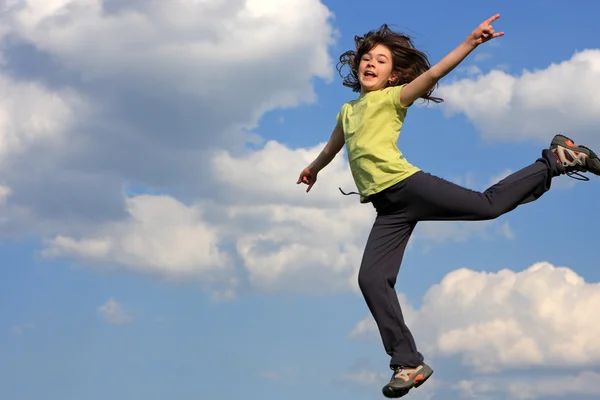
400, 14, 504, 107
297, 123, 345, 192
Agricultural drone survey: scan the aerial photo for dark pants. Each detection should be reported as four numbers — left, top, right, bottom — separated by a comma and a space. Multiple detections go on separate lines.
358, 149, 563, 369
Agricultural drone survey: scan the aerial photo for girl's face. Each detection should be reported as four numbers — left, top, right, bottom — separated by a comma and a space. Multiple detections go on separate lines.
358, 44, 397, 94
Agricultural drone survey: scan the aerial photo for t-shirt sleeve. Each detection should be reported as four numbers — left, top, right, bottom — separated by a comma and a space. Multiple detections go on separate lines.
389, 84, 412, 110
336, 103, 346, 126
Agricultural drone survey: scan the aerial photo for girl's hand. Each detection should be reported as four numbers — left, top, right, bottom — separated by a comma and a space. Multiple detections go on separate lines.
469, 14, 504, 46
297, 166, 318, 192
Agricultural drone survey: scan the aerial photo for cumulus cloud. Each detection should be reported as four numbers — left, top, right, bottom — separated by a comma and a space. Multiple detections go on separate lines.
351, 262, 600, 372
0, 74, 85, 159
0, 0, 537, 299
41, 141, 372, 295
213, 144, 515, 293
43, 194, 236, 297
437, 49, 600, 148
0, 72, 92, 235
3, 0, 335, 94
455, 371, 600, 399
0, 0, 337, 236
211, 140, 356, 208
43, 141, 515, 296
1, 0, 335, 149
98, 298, 131, 325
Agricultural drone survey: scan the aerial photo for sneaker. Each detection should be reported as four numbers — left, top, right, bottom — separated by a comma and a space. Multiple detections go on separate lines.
550, 134, 600, 181
382, 363, 433, 398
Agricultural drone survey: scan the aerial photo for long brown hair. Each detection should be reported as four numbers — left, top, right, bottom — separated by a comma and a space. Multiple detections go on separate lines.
337, 24, 443, 103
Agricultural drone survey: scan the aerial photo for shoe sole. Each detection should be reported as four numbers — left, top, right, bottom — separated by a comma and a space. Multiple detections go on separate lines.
382, 367, 433, 398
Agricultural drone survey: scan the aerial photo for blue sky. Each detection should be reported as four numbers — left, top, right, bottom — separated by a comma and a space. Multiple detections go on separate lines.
2, 1, 600, 399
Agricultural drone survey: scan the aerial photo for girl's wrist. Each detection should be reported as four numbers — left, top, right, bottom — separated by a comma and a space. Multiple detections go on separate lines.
462, 37, 479, 50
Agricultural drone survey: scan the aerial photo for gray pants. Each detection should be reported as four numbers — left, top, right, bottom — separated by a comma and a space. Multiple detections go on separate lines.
358, 149, 563, 368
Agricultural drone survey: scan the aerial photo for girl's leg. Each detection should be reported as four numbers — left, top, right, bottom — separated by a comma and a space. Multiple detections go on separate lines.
355, 139, 599, 397
357, 151, 559, 380
353, 153, 556, 370
399, 149, 562, 222
357, 211, 434, 397
357, 213, 421, 367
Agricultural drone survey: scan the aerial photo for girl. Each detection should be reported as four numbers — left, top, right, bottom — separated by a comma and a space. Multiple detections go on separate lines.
296, 14, 600, 399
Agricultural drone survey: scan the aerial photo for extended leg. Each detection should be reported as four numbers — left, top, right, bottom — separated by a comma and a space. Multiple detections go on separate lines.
403, 149, 561, 221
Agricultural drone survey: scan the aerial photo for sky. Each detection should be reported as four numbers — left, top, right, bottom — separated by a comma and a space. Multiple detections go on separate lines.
1, 0, 600, 399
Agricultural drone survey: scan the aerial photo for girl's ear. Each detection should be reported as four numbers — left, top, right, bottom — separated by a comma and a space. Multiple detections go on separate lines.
389, 71, 399, 84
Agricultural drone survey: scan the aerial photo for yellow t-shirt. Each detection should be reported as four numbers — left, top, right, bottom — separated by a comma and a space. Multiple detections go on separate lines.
336, 84, 420, 203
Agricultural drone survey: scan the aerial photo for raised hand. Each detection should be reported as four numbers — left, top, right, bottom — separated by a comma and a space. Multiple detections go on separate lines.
469, 14, 504, 46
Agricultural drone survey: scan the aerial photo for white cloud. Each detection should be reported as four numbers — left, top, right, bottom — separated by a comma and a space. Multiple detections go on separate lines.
212, 141, 372, 294
455, 371, 600, 399
437, 49, 600, 148
230, 202, 370, 294
98, 298, 131, 325
2, 0, 335, 119
0, 0, 539, 299
0, 0, 339, 290
43, 195, 233, 292
41, 141, 371, 296
214, 143, 515, 293
211, 140, 356, 208
42, 141, 516, 296
5, 0, 332, 82
351, 262, 600, 372
0, 0, 337, 237
0, 73, 84, 159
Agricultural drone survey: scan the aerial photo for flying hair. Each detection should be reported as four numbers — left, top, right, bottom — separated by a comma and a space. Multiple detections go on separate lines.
336, 24, 443, 103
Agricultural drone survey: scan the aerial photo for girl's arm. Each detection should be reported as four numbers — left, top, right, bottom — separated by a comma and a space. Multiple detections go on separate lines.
297, 123, 345, 192
309, 123, 345, 173
400, 14, 504, 107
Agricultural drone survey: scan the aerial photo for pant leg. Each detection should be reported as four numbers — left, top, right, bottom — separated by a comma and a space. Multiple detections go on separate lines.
402, 149, 562, 221
357, 210, 423, 369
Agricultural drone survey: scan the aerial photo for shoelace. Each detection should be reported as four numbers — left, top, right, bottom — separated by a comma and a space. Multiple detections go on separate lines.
563, 160, 590, 181
391, 367, 419, 382
566, 171, 589, 181
338, 187, 359, 196
556, 144, 592, 181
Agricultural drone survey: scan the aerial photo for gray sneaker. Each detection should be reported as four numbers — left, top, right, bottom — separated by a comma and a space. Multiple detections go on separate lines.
382, 363, 433, 398
550, 134, 600, 180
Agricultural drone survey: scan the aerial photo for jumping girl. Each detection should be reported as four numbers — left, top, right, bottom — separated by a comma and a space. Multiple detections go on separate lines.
297, 14, 600, 398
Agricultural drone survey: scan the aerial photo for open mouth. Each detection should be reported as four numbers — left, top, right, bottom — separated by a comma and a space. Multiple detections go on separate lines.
363, 70, 377, 79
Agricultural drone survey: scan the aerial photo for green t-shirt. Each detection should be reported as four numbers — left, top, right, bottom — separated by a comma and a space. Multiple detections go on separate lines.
336, 84, 420, 203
